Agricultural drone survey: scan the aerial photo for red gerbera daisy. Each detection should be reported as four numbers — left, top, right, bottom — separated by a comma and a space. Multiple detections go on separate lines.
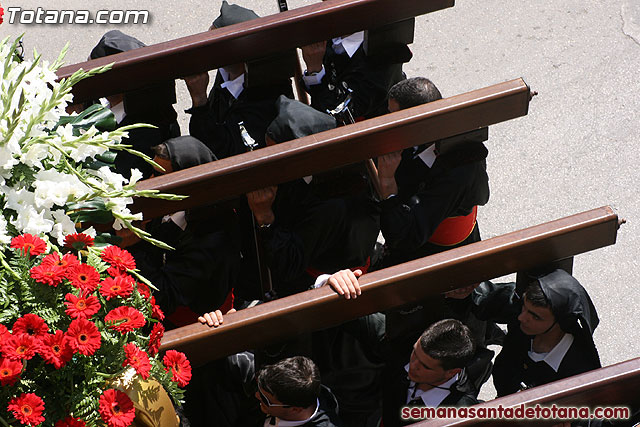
100, 246, 136, 273
30, 263, 66, 287
65, 264, 100, 293
64, 233, 95, 251
13, 314, 49, 338
10, 234, 47, 257
54, 417, 86, 427
65, 319, 101, 356
0, 357, 23, 386
122, 343, 151, 380
0, 324, 9, 346
99, 276, 134, 300
7, 393, 45, 426
1, 333, 39, 361
41, 252, 79, 271
98, 389, 135, 427
150, 298, 164, 322
136, 282, 151, 299
39, 331, 73, 369
163, 350, 192, 387
64, 293, 101, 319
104, 307, 145, 334
147, 323, 164, 357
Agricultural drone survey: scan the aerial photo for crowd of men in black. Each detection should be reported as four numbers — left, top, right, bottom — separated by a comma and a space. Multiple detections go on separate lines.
87, 2, 635, 426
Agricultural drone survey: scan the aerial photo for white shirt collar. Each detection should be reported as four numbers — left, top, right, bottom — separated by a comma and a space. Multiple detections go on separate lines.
218, 67, 246, 99
331, 31, 365, 58
263, 399, 320, 427
528, 333, 574, 372
404, 364, 457, 408
417, 144, 437, 168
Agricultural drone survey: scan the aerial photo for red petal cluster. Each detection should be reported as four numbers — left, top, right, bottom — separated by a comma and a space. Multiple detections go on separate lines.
136, 282, 151, 299
64, 293, 101, 320
0, 357, 23, 386
30, 263, 66, 287
13, 314, 49, 338
66, 264, 100, 293
150, 297, 165, 321
39, 331, 73, 369
1, 333, 39, 361
104, 307, 145, 334
98, 389, 135, 427
65, 319, 101, 356
147, 323, 164, 357
122, 343, 151, 379
10, 234, 47, 257
54, 417, 87, 427
64, 233, 95, 251
100, 246, 136, 273
41, 252, 79, 271
163, 350, 192, 387
8, 393, 46, 426
99, 276, 134, 300
0, 324, 9, 347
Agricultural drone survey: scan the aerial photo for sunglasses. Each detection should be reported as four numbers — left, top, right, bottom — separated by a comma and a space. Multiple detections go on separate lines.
257, 387, 291, 408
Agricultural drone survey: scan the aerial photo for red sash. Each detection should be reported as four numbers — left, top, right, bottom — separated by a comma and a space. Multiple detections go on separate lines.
428, 206, 478, 246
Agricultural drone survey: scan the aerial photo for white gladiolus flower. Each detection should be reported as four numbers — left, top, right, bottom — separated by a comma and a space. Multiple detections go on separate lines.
69, 143, 108, 162
4, 188, 37, 212
96, 166, 126, 190
128, 169, 143, 186
51, 210, 78, 245
0, 216, 11, 245
12, 205, 54, 236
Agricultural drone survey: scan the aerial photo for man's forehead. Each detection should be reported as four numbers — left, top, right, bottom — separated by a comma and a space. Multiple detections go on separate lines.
413, 341, 441, 370
523, 295, 554, 319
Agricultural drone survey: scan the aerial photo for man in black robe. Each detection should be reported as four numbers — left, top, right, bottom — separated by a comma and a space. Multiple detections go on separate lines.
300, 11, 408, 120
246, 96, 379, 297
89, 30, 180, 179
383, 319, 478, 427
377, 77, 490, 267
473, 269, 601, 397
128, 136, 241, 329
185, 1, 293, 159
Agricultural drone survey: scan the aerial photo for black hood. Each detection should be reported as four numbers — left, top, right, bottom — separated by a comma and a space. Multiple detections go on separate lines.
164, 136, 217, 171
538, 269, 599, 337
90, 30, 145, 59
266, 96, 337, 143
212, 0, 259, 28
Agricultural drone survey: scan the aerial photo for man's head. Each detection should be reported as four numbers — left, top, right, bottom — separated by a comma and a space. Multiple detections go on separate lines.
520, 270, 599, 338
256, 356, 321, 420
408, 319, 475, 387
151, 136, 216, 174
388, 77, 442, 112
90, 30, 145, 60
266, 95, 336, 144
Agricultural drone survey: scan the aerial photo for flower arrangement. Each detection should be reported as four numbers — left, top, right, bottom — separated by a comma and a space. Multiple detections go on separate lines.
0, 35, 184, 250
0, 34, 192, 426
0, 232, 191, 426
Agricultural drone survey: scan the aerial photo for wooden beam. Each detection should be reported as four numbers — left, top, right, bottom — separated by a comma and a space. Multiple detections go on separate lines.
159, 206, 619, 366
56, 0, 454, 103
412, 357, 640, 426
133, 78, 531, 219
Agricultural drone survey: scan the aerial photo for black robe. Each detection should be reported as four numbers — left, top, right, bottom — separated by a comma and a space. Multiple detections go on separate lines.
306, 42, 405, 119
472, 270, 601, 397
493, 321, 601, 396
188, 74, 292, 159
379, 140, 490, 267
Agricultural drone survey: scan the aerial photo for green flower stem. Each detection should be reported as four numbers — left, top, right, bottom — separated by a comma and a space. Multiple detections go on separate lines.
0, 252, 20, 280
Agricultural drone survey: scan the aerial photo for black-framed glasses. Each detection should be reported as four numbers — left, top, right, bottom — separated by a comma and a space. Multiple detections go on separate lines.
257, 387, 291, 408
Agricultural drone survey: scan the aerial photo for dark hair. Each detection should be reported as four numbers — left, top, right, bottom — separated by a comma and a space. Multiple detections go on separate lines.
151, 143, 170, 160
419, 319, 475, 371
388, 77, 442, 110
523, 280, 550, 308
257, 356, 321, 408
